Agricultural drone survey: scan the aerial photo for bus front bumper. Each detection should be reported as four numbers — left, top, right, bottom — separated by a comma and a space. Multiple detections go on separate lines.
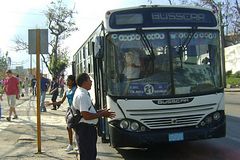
109, 119, 226, 148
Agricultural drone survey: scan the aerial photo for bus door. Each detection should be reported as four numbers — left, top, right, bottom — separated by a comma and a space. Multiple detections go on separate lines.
93, 36, 109, 143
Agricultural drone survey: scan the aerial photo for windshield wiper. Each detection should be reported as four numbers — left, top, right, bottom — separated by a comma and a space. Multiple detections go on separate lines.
177, 27, 197, 68
136, 28, 155, 59
136, 28, 155, 73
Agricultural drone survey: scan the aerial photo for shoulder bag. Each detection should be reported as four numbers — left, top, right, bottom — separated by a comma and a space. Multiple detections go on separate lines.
65, 106, 82, 128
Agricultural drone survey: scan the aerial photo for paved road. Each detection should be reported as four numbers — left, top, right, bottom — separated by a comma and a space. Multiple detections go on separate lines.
107, 92, 240, 160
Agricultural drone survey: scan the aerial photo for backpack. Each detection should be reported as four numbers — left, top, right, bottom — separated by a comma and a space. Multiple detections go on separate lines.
65, 106, 82, 128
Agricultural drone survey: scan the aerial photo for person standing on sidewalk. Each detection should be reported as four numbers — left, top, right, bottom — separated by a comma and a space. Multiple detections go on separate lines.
49, 77, 59, 110
46, 75, 77, 152
0, 93, 2, 119
40, 74, 50, 112
31, 75, 37, 96
59, 74, 65, 98
73, 73, 116, 160
16, 74, 22, 97
23, 77, 29, 96
3, 70, 19, 121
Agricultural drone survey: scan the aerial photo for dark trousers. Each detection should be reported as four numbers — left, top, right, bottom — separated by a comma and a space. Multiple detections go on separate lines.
51, 93, 58, 109
74, 123, 97, 160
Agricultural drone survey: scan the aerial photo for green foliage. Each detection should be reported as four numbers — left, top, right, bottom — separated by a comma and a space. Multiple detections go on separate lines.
0, 54, 7, 94
49, 53, 69, 77
226, 71, 240, 87
234, 71, 240, 78
226, 77, 240, 86
226, 70, 232, 77
0, 54, 8, 80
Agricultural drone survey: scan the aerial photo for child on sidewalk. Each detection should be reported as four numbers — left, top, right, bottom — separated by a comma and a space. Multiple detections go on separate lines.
46, 75, 77, 152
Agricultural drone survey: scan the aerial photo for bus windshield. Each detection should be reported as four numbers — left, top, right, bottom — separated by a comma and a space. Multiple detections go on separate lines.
106, 30, 222, 97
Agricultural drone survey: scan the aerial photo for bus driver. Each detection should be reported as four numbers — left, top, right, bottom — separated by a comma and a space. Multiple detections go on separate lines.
122, 51, 140, 80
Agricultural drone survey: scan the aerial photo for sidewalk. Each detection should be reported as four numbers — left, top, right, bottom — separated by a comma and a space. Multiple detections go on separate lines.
224, 88, 240, 92
0, 94, 78, 160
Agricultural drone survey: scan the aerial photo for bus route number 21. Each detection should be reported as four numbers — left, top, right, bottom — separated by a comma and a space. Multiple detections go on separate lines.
144, 84, 154, 95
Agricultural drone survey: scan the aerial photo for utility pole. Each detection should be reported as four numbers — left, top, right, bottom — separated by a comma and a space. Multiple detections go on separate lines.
216, 3, 226, 88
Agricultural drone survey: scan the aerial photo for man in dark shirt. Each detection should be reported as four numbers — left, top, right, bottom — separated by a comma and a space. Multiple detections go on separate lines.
40, 74, 50, 112
31, 75, 37, 96
49, 77, 59, 110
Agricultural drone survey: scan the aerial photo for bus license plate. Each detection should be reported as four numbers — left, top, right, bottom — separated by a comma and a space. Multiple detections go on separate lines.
168, 132, 184, 142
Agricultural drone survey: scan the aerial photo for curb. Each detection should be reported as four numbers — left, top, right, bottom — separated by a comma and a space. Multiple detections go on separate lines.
224, 88, 240, 92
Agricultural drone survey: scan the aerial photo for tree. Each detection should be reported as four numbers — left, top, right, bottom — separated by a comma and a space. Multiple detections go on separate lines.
44, 0, 78, 76
193, 0, 240, 46
13, 0, 78, 77
227, 0, 240, 45
0, 51, 9, 80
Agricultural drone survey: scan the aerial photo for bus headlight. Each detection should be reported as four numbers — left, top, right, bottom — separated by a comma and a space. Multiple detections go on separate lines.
198, 111, 224, 128
113, 119, 149, 132
120, 120, 129, 129
140, 126, 146, 131
205, 116, 212, 124
213, 112, 221, 120
130, 122, 139, 131
200, 121, 206, 127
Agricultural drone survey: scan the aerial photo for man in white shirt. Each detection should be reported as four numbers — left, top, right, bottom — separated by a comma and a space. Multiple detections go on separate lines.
73, 73, 115, 160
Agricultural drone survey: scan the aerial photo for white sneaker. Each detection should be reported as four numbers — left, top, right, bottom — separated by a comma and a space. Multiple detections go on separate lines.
65, 144, 73, 152
74, 147, 78, 151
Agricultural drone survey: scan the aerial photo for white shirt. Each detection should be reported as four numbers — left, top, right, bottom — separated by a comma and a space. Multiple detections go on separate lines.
73, 87, 98, 125
123, 54, 140, 79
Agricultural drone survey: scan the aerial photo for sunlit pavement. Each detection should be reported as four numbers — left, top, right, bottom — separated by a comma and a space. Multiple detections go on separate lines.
0, 94, 78, 160
0, 94, 123, 160
0, 95, 66, 129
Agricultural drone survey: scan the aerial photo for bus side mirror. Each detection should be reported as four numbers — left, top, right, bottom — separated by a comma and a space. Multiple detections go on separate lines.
94, 36, 104, 59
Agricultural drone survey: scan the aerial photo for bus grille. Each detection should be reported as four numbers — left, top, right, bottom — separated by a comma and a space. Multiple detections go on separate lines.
126, 103, 216, 129
141, 114, 204, 129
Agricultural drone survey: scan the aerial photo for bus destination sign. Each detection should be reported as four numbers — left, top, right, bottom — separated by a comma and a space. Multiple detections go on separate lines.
109, 7, 217, 29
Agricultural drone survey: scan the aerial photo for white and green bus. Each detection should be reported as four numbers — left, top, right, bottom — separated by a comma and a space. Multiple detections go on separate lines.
72, 5, 226, 148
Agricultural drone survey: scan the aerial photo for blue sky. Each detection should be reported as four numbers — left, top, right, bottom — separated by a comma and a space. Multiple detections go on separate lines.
0, 0, 171, 74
